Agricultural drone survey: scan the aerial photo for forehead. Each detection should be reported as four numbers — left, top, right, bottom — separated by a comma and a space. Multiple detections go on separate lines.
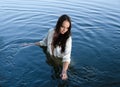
62, 20, 70, 27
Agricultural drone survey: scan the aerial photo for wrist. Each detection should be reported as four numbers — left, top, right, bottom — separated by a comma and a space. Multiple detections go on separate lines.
62, 70, 67, 74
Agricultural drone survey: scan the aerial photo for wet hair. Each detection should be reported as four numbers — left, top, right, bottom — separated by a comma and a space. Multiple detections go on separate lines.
52, 14, 71, 53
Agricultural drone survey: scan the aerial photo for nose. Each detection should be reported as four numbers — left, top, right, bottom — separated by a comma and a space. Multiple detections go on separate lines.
63, 28, 66, 31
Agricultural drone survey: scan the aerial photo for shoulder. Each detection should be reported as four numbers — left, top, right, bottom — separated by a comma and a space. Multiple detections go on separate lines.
48, 28, 55, 34
47, 28, 55, 37
67, 36, 72, 42
66, 36, 72, 46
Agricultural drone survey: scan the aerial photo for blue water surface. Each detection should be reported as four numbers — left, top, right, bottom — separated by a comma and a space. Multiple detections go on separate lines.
0, 0, 120, 87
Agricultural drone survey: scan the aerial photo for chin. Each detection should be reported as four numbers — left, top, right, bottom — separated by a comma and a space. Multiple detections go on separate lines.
61, 32, 65, 34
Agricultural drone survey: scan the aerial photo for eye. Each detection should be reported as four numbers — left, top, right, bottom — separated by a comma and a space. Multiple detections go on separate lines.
61, 25, 65, 28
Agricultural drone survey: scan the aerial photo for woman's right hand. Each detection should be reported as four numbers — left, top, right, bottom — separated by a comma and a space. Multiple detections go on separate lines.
35, 42, 40, 46
21, 43, 34, 47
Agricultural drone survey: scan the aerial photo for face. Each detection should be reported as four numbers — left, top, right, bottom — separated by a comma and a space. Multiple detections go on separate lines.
60, 20, 70, 34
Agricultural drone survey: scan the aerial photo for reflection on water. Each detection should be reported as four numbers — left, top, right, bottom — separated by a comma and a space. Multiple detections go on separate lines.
0, 0, 120, 87
41, 46, 68, 87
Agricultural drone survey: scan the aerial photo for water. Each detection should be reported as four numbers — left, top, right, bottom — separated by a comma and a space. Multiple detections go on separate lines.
0, 0, 120, 87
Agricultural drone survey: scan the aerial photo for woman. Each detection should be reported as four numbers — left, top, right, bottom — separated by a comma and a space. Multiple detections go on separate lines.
35, 14, 72, 80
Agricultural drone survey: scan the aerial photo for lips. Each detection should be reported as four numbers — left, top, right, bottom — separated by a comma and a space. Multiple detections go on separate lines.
61, 31, 65, 34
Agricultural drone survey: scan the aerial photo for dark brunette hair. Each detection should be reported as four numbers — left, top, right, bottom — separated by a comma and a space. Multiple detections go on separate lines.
52, 14, 71, 53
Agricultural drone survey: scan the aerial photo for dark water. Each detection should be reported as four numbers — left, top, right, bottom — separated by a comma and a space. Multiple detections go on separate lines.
0, 0, 120, 87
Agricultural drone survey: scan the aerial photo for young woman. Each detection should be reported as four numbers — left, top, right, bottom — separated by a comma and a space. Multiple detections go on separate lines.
35, 14, 72, 80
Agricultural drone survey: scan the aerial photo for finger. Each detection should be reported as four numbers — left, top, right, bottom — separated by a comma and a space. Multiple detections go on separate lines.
61, 74, 67, 80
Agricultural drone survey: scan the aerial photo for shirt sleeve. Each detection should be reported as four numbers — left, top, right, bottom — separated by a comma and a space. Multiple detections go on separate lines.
39, 31, 49, 46
62, 36, 72, 63
39, 29, 53, 46
39, 35, 47, 46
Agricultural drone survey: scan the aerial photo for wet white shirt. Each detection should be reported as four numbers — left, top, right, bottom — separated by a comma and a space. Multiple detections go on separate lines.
39, 29, 72, 63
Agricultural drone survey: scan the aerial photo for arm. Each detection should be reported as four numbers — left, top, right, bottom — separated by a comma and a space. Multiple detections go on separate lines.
60, 36, 72, 80
35, 42, 41, 46
35, 36, 47, 46
35, 31, 49, 46
35, 29, 53, 46
61, 62, 70, 80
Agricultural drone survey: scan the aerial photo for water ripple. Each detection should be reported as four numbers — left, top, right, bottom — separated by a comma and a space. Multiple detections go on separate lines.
0, 0, 120, 87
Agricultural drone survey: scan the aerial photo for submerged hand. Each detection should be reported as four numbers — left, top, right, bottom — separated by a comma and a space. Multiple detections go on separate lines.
21, 43, 34, 47
60, 71, 68, 80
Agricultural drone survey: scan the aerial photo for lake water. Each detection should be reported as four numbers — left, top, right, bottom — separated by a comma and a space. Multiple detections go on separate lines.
0, 0, 120, 87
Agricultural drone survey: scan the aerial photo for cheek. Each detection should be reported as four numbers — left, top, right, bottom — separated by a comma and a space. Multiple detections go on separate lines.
65, 29, 69, 32
60, 27, 63, 31
59, 28, 63, 33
